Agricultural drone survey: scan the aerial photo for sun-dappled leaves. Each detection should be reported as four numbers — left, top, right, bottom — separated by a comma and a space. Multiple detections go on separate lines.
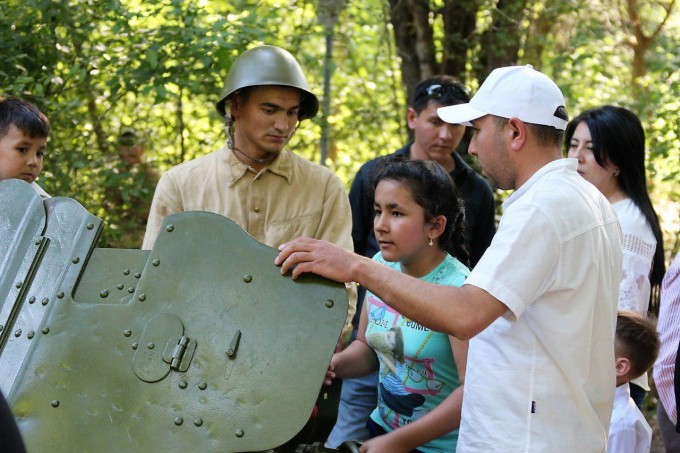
0, 0, 677, 257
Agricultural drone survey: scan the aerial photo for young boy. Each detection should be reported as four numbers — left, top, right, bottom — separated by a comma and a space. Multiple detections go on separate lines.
609, 310, 660, 452
0, 96, 51, 199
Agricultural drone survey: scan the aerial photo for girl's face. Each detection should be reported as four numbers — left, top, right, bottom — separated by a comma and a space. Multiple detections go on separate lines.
567, 121, 620, 197
373, 179, 438, 270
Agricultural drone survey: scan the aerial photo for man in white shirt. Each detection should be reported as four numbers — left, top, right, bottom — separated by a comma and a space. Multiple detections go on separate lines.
276, 65, 622, 451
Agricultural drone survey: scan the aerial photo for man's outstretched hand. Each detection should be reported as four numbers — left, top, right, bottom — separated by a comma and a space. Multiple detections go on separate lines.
275, 237, 362, 283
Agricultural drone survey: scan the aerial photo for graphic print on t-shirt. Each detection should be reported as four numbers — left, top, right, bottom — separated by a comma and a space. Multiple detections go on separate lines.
366, 294, 445, 428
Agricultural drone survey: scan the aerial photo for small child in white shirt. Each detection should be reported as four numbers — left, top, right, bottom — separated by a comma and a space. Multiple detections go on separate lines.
609, 310, 660, 453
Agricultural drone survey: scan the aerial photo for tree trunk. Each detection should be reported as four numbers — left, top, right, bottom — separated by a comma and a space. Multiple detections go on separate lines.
623, 0, 676, 94
523, 3, 569, 67
387, 0, 479, 106
387, 0, 432, 104
475, 0, 529, 81
442, 0, 479, 81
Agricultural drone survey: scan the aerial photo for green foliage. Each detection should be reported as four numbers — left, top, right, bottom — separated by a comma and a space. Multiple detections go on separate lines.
316, 1, 405, 183
545, 0, 680, 259
1, 0, 258, 247
1, 0, 678, 258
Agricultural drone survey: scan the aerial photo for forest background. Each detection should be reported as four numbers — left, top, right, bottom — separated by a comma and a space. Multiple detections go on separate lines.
1, 1, 678, 450
1, 0, 678, 260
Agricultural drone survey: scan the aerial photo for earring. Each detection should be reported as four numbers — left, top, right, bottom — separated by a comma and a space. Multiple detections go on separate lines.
428, 237, 433, 246
614, 169, 620, 176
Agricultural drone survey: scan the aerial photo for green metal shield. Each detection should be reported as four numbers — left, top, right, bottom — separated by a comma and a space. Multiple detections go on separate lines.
0, 179, 348, 452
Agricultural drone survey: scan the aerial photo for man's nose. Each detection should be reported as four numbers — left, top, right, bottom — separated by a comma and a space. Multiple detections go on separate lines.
274, 113, 292, 131
439, 125, 454, 139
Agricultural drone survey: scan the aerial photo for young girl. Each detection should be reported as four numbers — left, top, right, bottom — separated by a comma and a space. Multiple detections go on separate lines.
326, 156, 469, 453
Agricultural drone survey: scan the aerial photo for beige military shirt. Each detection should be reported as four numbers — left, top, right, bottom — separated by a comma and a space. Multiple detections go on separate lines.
142, 145, 356, 341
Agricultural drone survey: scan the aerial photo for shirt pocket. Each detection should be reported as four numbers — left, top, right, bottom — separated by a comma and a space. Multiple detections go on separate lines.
265, 210, 323, 245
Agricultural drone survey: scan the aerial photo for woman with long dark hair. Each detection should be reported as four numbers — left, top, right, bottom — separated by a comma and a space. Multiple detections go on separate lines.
565, 105, 665, 407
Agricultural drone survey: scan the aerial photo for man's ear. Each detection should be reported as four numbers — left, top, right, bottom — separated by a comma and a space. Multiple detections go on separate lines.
406, 107, 418, 130
507, 117, 528, 151
615, 356, 631, 379
229, 96, 240, 119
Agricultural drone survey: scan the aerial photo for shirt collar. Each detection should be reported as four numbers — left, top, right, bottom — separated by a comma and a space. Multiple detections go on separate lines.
223, 144, 294, 186
503, 158, 574, 208
614, 383, 631, 404
451, 151, 473, 177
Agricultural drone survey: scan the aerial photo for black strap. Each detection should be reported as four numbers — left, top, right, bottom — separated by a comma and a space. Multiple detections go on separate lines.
675, 337, 680, 432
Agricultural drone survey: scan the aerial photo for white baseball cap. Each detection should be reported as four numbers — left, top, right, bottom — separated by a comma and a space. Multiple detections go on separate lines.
437, 65, 568, 130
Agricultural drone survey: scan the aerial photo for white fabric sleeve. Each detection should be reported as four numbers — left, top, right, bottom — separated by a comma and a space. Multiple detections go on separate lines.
466, 201, 559, 321
617, 231, 655, 313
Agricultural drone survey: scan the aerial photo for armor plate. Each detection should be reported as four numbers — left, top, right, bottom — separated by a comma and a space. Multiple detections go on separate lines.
0, 179, 348, 452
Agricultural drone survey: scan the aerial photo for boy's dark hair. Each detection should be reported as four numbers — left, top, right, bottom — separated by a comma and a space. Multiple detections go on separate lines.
370, 154, 469, 267
0, 96, 50, 139
411, 75, 470, 114
616, 310, 660, 379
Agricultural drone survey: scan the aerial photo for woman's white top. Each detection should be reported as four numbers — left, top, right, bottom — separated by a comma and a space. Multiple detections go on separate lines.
613, 199, 656, 314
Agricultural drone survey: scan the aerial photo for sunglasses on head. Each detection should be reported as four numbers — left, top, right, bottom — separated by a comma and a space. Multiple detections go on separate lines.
417, 84, 470, 103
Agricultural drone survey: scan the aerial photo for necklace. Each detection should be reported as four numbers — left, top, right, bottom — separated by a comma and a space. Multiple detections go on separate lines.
231, 145, 278, 165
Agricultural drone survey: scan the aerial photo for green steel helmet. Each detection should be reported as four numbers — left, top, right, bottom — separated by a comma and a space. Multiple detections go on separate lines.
215, 45, 319, 120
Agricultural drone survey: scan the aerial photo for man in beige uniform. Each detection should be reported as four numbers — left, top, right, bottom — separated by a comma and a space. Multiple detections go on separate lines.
143, 45, 356, 342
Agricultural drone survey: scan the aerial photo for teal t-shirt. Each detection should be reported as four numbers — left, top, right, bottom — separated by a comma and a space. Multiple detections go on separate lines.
366, 252, 469, 453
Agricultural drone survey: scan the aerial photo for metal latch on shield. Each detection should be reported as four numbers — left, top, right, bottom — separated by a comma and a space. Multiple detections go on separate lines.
133, 313, 196, 383
163, 336, 196, 372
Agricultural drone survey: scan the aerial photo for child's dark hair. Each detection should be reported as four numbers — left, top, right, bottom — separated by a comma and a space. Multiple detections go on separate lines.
0, 96, 51, 139
616, 310, 660, 379
371, 155, 469, 266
